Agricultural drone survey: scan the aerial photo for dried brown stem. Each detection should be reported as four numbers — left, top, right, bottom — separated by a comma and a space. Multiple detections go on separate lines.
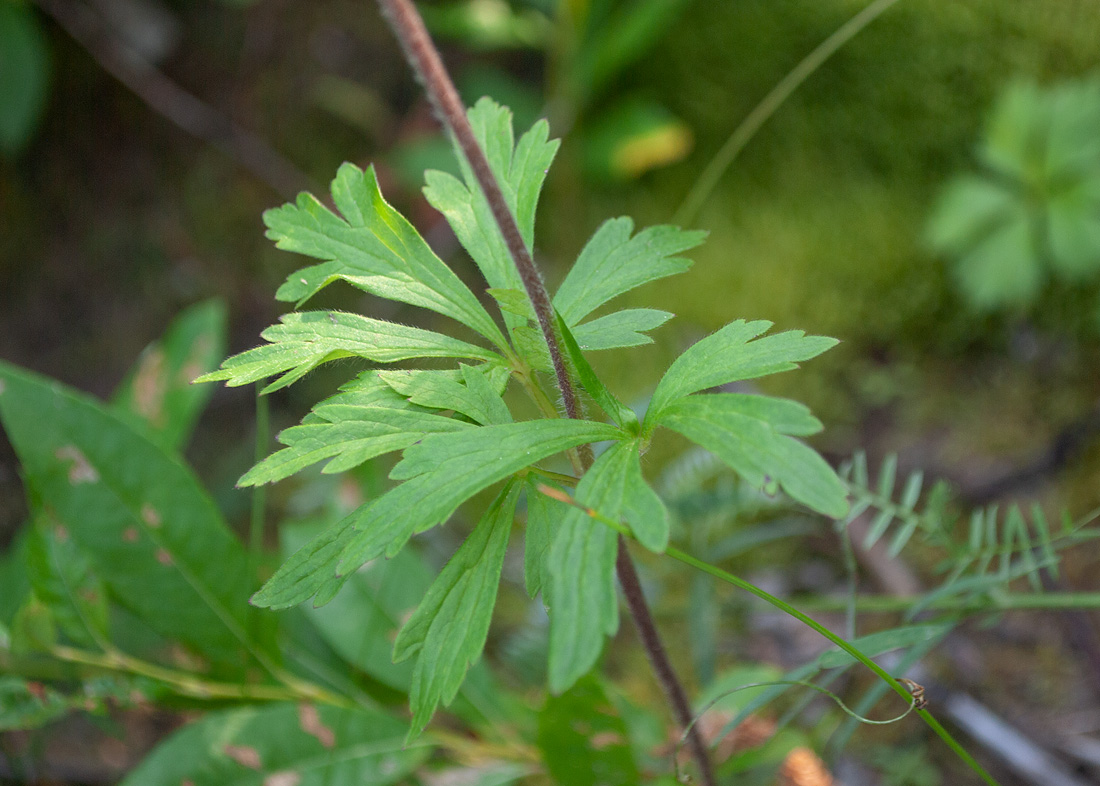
375, 1, 715, 783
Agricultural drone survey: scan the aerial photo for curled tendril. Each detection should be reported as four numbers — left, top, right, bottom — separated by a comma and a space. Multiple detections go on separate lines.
672, 677, 926, 783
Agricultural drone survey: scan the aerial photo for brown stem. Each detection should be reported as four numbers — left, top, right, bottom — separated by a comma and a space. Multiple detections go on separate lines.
375, 2, 715, 783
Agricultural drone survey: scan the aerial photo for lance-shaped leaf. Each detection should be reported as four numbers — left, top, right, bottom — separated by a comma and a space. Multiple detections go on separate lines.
251, 517, 356, 610
645, 319, 838, 424
197, 310, 499, 393
553, 217, 705, 326
337, 419, 622, 576
547, 440, 670, 692
240, 374, 473, 487
0, 362, 256, 664
523, 477, 562, 599
424, 99, 559, 305
394, 481, 521, 740
655, 394, 848, 517
556, 313, 637, 431
119, 702, 427, 786
112, 299, 227, 451
265, 162, 505, 345
573, 308, 673, 351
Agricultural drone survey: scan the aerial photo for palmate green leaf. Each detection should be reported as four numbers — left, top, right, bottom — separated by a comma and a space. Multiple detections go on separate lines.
265, 163, 504, 346
553, 217, 704, 326
656, 394, 848, 518
424, 99, 559, 308
547, 440, 670, 692
198, 311, 499, 393
113, 299, 227, 451
573, 308, 673, 351
0, 362, 257, 664
239, 373, 473, 486
119, 702, 427, 786
394, 481, 521, 740
336, 419, 622, 577
645, 319, 838, 425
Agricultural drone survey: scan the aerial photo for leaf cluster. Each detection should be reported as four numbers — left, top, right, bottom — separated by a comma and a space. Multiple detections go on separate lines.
196, 98, 847, 738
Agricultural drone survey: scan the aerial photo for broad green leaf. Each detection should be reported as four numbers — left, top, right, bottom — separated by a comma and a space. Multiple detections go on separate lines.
240, 374, 472, 486
251, 517, 356, 610
460, 363, 513, 425
0, 362, 256, 663
556, 313, 637, 430
547, 443, 672, 692
573, 308, 673, 351
553, 217, 704, 326
925, 176, 1017, 254
197, 310, 499, 393
511, 323, 552, 372
1047, 179, 1100, 280
112, 299, 227, 451
952, 211, 1042, 309
25, 513, 109, 649
523, 477, 562, 598
486, 288, 535, 321
338, 419, 621, 575
424, 99, 559, 313
119, 702, 427, 786
656, 394, 847, 518
394, 481, 521, 739
265, 163, 504, 345
537, 676, 640, 786
645, 319, 838, 424
0, 2, 50, 156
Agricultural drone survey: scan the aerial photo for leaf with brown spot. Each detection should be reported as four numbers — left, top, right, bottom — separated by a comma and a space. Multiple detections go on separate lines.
296, 704, 335, 748
120, 703, 426, 786
55, 446, 99, 484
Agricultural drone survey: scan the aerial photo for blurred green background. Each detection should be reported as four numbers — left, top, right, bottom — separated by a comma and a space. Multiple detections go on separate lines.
2, 0, 1100, 781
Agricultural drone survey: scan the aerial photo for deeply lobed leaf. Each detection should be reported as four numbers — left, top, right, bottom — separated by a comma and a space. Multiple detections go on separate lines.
645, 319, 838, 424
553, 217, 704, 326
394, 481, 521, 740
196, 311, 499, 393
265, 163, 505, 345
656, 394, 847, 518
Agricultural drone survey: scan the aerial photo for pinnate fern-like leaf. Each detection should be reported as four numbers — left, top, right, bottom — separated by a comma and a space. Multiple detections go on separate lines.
393, 480, 521, 740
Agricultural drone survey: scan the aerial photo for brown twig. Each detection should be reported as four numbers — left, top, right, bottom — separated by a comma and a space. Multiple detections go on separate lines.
374, 1, 715, 783
35, 0, 313, 199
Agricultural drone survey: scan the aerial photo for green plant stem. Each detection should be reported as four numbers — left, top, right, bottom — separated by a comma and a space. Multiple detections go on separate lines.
540, 485, 1002, 786
790, 592, 1100, 613
674, 0, 903, 227
375, 3, 716, 783
49, 644, 353, 706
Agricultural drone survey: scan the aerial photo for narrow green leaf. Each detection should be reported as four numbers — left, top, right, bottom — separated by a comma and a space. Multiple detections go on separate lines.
119, 703, 427, 786
460, 363, 513, 425
251, 516, 356, 610
198, 311, 498, 393
523, 477, 562, 598
240, 375, 472, 486
0, 363, 257, 664
815, 623, 952, 670
646, 319, 838, 423
0, 532, 31, 628
266, 163, 504, 345
112, 300, 227, 451
572, 308, 673, 351
424, 99, 559, 307
394, 481, 521, 739
511, 324, 553, 372
556, 312, 637, 431
486, 288, 535, 321
1031, 504, 1058, 580
554, 217, 704, 326
338, 419, 622, 575
656, 394, 848, 517
0, 3, 50, 156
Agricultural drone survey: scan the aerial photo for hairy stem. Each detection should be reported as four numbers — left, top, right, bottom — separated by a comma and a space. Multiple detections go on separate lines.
375, 2, 715, 783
